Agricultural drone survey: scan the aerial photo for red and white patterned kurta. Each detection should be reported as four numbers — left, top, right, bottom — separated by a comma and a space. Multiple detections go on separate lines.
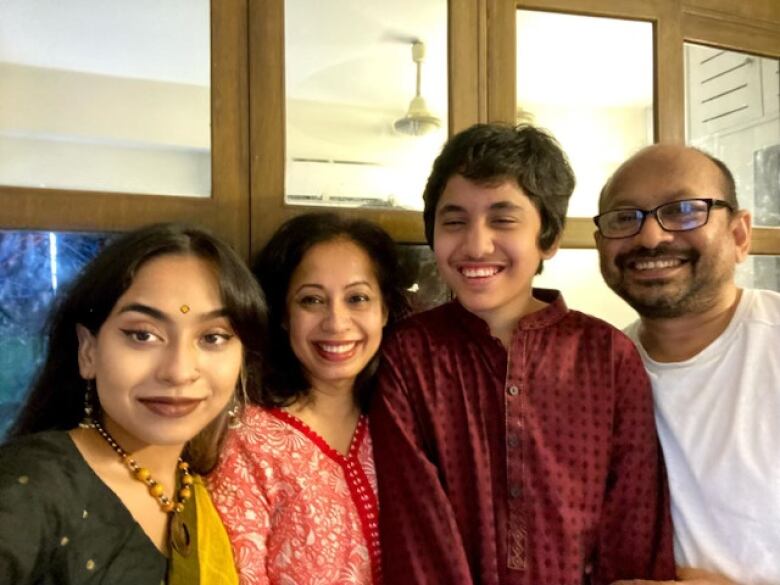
208, 405, 380, 585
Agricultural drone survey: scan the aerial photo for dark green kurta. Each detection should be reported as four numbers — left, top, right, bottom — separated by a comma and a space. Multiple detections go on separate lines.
0, 430, 167, 585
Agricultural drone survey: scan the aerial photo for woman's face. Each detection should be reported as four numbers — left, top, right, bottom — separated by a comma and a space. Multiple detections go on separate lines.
286, 239, 387, 393
76, 254, 243, 451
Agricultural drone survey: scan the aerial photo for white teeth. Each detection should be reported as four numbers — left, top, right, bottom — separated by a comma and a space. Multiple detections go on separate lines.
317, 342, 357, 354
461, 267, 500, 278
634, 258, 682, 270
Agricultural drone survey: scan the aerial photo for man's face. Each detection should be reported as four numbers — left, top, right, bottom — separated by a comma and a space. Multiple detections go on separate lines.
596, 146, 750, 319
433, 175, 556, 331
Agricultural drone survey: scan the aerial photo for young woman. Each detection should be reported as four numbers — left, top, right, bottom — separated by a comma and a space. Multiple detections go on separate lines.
0, 223, 267, 585
209, 212, 409, 585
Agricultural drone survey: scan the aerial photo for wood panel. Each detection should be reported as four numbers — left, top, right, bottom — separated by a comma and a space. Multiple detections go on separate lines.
681, 11, 780, 58
655, 0, 685, 142
451, 0, 484, 130
487, 0, 516, 123
560, 217, 597, 249
0, 0, 251, 256
682, 0, 780, 28
750, 228, 780, 256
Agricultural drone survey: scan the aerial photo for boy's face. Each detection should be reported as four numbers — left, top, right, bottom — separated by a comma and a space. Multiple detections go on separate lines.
433, 175, 556, 328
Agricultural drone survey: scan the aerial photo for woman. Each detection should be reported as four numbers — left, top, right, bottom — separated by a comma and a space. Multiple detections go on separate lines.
209, 213, 409, 585
0, 223, 267, 584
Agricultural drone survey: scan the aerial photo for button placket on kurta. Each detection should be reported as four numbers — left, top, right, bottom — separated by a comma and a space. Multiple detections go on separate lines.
504, 332, 527, 571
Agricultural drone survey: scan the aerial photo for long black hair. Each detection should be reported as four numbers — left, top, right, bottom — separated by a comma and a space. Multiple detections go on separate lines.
252, 212, 409, 412
8, 223, 267, 473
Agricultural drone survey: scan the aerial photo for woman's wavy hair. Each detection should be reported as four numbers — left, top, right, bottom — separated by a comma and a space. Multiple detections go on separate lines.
8, 223, 267, 474
252, 212, 410, 412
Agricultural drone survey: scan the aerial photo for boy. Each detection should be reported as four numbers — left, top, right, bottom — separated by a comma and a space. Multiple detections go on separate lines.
370, 124, 674, 585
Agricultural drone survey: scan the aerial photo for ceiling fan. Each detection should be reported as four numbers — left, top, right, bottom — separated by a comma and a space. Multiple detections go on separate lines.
393, 40, 442, 136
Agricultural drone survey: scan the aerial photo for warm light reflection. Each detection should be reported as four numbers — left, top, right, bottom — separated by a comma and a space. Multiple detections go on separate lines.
284, 0, 448, 210
516, 10, 654, 217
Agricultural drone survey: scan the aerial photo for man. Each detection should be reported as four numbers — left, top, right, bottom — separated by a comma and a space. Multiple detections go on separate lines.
595, 144, 780, 585
370, 123, 674, 585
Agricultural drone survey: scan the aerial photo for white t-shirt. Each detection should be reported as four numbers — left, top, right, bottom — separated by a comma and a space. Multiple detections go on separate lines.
625, 288, 780, 585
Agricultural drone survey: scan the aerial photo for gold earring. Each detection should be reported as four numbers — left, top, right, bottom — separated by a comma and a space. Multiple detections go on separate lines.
228, 370, 248, 429
79, 379, 96, 428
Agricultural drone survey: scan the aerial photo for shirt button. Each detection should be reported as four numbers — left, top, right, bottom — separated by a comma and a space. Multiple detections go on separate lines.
509, 484, 522, 498
507, 385, 519, 396
507, 435, 519, 448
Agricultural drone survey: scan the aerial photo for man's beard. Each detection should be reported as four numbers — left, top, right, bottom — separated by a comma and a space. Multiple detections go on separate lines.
602, 245, 727, 319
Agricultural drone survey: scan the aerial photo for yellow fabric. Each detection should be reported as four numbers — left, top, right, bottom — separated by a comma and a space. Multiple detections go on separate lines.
169, 475, 239, 585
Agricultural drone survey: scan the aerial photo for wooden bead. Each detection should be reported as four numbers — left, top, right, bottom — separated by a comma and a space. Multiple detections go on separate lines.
90, 421, 191, 516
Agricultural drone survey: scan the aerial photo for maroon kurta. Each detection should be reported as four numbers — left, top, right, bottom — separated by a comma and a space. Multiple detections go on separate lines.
370, 290, 674, 585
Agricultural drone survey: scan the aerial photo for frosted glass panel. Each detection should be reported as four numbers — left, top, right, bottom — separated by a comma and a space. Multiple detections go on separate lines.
516, 10, 654, 217
397, 244, 449, 313
685, 44, 779, 227
0, 1, 211, 197
536, 249, 638, 330
736, 255, 780, 292
0, 230, 110, 436
284, 0, 448, 210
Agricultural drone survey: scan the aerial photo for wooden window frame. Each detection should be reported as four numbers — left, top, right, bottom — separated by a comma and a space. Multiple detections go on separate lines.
491, 0, 780, 254
0, 0, 251, 256
2, 0, 776, 258
248, 0, 483, 254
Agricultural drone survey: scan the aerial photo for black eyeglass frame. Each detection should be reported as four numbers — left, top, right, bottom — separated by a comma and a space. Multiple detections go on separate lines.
593, 198, 734, 239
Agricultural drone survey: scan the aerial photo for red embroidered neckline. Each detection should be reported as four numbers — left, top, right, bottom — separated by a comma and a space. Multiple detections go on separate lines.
268, 408, 382, 583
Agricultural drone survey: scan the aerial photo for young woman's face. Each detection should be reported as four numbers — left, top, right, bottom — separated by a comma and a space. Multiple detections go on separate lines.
77, 254, 243, 451
286, 239, 387, 393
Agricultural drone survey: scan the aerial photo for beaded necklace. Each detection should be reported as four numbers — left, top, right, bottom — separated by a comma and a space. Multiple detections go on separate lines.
91, 419, 193, 514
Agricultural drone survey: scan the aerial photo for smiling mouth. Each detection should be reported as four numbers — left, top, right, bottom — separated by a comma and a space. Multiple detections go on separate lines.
138, 397, 204, 418
314, 341, 359, 361
459, 265, 504, 279
630, 258, 686, 271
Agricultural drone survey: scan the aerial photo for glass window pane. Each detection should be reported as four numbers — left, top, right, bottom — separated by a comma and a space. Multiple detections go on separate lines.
685, 44, 780, 227
397, 244, 449, 313
0, 1, 211, 197
284, 0, 448, 210
516, 10, 654, 217
736, 255, 780, 292
0, 230, 111, 436
535, 249, 638, 329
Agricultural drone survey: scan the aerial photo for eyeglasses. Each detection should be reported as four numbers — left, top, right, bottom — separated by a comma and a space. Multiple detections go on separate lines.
593, 198, 734, 239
